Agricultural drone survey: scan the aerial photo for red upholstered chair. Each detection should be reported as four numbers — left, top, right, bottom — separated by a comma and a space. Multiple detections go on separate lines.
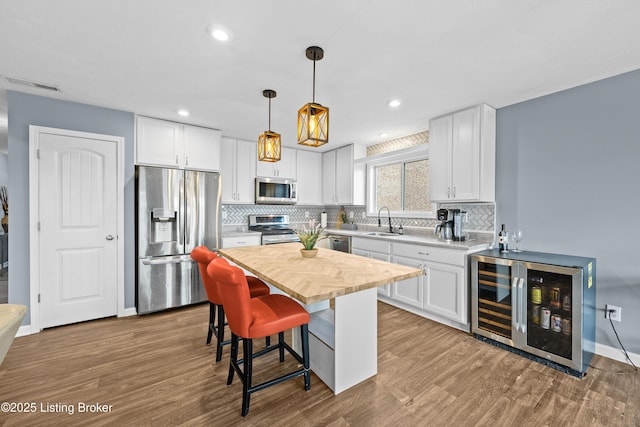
191, 246, 270, 362
207, 257, 310, 417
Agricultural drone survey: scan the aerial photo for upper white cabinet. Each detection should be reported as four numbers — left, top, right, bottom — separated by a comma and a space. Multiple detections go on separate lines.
322, 144, 366, 205
256, 147, 296, 178
429, 104, 495, 202
296, 150, 323, 205
136, 116, 221, 171
221, 137, 256, 204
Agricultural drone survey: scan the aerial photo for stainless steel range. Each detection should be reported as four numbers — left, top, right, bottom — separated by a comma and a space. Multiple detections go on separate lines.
248, 214, 300, 245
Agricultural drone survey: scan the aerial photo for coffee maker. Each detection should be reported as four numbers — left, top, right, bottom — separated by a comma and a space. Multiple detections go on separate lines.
435, 208, 453, 241
450, 209, 468, 241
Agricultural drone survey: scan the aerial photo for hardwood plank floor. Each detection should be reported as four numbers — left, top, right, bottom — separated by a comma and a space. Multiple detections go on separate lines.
0, 302, 637, 426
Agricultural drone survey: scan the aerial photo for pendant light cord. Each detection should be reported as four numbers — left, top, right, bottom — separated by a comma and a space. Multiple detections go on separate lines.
268, 97, 271, 132
312, 58, 316, 103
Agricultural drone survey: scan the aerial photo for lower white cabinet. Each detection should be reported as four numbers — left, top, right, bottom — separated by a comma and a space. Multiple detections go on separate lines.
352, 237, 391, 297
221, 234, 261, 248
351, 236, 480, 331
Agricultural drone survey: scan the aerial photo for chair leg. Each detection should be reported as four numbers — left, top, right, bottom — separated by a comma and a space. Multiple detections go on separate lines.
278, 331, 285, 362
301, 324, 311, 391
215, 304, 226, 362
227, 333, 238, 385
265, 335, 271, 347
206, 302, 215, 345
241, 338, 253, 417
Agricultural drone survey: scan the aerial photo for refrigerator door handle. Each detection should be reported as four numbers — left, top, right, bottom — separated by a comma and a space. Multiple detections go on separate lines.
518, 277, 526, 334
512, 276, 519, 334
141, 255, 193, 265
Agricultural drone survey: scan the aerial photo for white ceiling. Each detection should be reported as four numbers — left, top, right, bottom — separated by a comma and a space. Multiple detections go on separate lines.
1, 0, 640, 155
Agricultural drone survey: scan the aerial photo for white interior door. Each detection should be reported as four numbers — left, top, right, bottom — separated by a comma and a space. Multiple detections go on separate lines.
36, 130, 118, 328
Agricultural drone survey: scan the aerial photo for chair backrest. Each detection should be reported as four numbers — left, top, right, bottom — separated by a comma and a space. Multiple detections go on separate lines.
207, 257, 252, 338
190, 246, 221, 304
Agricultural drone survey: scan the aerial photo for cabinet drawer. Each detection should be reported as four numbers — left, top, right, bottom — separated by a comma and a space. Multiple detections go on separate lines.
221, 235, 261, 248
351, 237, 391, 253
392, 242, 465, 266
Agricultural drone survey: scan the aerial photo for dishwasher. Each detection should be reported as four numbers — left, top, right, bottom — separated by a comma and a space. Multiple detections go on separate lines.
329, 235, 351, 253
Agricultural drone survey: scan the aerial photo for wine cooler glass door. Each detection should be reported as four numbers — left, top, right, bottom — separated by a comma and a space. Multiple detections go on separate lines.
474, 259, 515, 346
523, 263, 582, 370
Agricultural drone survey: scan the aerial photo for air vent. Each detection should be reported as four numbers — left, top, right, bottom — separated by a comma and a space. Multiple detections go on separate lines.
2, 75, 61, 92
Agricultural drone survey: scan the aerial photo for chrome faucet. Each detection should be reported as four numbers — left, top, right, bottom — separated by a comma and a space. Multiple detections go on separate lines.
377, 206, 393, 233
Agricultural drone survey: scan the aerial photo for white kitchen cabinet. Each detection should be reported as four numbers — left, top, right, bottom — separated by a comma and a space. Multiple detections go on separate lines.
424, 261, 465, 323
392, 254, 425, 309
296, 150, 323, 205
352, 237, 391, 297
392, 242, 468, 324
136, 116, 221, 171
256, 147, 296, 178
429, 104, 495, 202
221, 138, 256, 204
221, 234, 261, 248
322, 144, 366, 205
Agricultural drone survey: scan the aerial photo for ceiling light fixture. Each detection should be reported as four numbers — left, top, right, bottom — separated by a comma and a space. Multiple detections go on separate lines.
297, 46, 329, 147
178, 109, 189, 117
388, 99, 401, 108
206, 25, 231, 42
258, 89, 281, 162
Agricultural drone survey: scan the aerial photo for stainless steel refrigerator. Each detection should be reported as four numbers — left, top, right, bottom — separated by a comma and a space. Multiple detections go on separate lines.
136, 166, 221, 314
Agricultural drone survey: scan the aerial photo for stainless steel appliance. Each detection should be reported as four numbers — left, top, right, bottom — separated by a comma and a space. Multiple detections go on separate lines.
471, 249, 596, 377
434, 208, 453, 241
450, 209, 468, 241
329, 235, 351, 253
255, 177, 297, 204
136, 166, 221, 314
248, 214, 300, 245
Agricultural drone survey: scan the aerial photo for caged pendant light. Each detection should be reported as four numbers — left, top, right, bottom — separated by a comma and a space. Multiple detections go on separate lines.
297, 46, 329, 147
258, 89, 281, 162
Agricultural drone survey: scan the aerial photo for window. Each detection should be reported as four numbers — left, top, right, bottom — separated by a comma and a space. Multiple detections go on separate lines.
365, 146, 433, 218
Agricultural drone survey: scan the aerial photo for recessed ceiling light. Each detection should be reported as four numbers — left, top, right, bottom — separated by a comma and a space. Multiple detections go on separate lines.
178, 109, 189, 117
379, 132, 388, 138
388, 99, 401, 108
206, 25, 231, 42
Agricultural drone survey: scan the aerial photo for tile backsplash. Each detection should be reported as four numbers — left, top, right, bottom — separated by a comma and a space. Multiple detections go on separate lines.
222, 202, 494, 234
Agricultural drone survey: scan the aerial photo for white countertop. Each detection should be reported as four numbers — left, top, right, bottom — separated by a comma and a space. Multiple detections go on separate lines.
325, 228, 494, 251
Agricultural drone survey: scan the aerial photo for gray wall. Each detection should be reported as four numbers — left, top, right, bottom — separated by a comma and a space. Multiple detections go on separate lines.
7, 91, 135, 326
496, 69, 640, 353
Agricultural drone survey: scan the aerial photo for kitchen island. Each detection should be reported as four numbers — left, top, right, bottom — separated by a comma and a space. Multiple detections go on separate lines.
218, 242, 422, 394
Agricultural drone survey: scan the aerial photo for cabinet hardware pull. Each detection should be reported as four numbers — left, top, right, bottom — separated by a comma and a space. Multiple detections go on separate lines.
418, 251, 429, 256
453, 187, 456, 198
185, 156, 188, 165
175, 155, 179, 164
447, 187, 451, 198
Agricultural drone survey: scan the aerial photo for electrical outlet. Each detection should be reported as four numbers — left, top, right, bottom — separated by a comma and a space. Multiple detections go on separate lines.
362, 212, 366, 219
350, 211, 354, 219
305, 211, 309, 218
605, 304, 622, 322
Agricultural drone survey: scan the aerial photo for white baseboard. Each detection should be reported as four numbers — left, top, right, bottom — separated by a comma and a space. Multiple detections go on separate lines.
14, 307, 137, 338
596, 342, 640, 366
119, 307, 138, 317
15, 325, 33, 338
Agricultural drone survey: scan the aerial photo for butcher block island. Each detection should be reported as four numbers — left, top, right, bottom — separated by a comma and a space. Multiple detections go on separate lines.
218, 242, 423, 394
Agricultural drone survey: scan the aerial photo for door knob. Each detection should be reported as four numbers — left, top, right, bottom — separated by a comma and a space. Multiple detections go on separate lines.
106, 235, 114, 240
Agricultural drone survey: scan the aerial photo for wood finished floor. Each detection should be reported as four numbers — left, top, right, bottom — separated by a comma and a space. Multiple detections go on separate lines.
0, 302, 638, 426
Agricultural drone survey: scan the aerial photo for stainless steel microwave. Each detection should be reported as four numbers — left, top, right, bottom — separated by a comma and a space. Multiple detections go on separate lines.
255, 177, 297, 204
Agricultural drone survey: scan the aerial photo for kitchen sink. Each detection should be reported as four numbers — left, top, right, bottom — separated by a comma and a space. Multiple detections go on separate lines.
361, 232, 397, 237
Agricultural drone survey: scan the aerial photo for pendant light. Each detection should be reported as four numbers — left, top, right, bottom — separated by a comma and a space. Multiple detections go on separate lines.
297, 46, 329, 147
258, 89, 281, 162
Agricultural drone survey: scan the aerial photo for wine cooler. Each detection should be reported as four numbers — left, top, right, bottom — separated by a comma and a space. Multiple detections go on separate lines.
471, 249, 596, 377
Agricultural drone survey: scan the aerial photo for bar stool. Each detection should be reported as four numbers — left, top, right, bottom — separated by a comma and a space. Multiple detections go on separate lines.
207, 257, 310, 417
191, 246, 270, 362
